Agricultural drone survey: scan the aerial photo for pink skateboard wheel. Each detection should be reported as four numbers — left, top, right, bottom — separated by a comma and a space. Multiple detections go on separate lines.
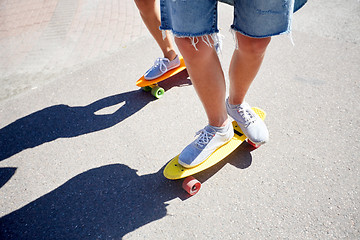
247, 139, 260, 149
182, 176, 201, 195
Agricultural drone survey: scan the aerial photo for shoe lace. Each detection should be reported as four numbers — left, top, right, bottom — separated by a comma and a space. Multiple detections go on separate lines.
238, 107, 257, 128
194, 129, 215, 148
153, 58, 168, 74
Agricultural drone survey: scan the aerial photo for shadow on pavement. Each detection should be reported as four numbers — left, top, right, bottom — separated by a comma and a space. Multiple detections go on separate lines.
0, 70, 191, 163
0, 144, 253, 239
0, 90, 155, 162
0, 70, 254, 239
0, 163, 181, 239
0, 168, 17, 189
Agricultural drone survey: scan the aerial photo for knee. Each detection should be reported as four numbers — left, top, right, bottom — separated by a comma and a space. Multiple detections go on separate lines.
175, 37, 195, 57
235, 32, 271, 56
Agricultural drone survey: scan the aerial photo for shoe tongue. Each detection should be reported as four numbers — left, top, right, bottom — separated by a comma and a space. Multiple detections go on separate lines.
239, 102, 250, 109
204, 125, 216, 134
161, 57, 170, 63
228, 101, 249, 110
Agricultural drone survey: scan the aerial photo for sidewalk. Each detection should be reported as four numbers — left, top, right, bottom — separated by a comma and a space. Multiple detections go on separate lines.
0, 0, 147, 101
0, 1, 359, 239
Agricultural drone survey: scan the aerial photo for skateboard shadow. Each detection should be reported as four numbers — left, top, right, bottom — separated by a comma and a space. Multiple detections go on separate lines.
0, 144, 255, 239
0, 163, 185, 240
191, 142, 254, 184
0, 168, 17, 189
0, 90, 155, 162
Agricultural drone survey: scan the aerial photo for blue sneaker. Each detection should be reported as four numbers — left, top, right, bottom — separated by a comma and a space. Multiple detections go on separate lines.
178, 121, 234, 168
144, 55, 180, 80
226, 98, 269, 145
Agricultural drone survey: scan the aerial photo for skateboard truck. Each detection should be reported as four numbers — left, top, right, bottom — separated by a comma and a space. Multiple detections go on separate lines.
141, 84, 165, 99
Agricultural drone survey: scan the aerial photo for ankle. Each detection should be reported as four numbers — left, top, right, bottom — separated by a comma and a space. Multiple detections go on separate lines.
209, 117, 230, 128
164, 50, 177, 61
228, 96, 245, 106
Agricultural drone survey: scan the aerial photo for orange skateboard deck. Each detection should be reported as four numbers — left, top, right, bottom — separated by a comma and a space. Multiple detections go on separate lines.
136, 56, 186, 98
163, 107, 266, 195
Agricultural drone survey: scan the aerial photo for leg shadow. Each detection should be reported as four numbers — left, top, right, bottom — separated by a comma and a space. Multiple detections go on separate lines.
0, 90, 154, 162
0, 163, 182, 240
0, 168, 17, 189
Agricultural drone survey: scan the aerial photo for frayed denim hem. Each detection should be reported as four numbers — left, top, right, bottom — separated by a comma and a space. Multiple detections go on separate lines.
230, 27, 295, 49
161, 28, 222, 52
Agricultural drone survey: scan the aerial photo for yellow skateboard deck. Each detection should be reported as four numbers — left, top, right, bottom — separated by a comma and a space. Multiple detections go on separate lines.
136, 56, 187, 98
163, 107, 266, 180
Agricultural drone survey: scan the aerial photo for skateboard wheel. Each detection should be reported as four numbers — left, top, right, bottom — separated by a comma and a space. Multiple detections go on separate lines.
141, 86, 152, 92
151, 86, 165, 99
247, 139, 260, 149
182, 176, 201, 196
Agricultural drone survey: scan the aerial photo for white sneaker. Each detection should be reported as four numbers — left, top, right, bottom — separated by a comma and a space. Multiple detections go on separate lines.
178, 121, 234, 168
226, 98, 269, 145
144, 55, 180, 80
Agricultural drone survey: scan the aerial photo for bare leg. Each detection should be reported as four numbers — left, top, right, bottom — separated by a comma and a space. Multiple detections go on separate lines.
175, 37, 228, 127
228, 32, 271, 105
173, 32, 270, 127
134, 0, 177, 60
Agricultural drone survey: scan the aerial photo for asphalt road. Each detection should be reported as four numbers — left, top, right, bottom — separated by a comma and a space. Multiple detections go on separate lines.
0, 0, 359, 239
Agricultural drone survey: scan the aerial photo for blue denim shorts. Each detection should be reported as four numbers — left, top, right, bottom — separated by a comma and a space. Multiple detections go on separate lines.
160, 0, 307, 39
